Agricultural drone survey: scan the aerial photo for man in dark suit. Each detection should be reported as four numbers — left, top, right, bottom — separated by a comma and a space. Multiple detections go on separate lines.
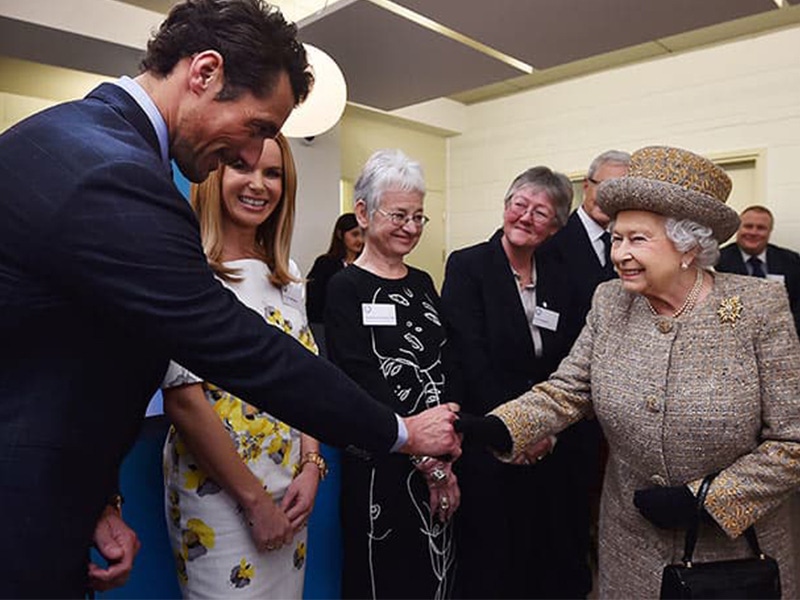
540, 149, 630, 319
0, 1, 458, 596
717, 205, 800, 334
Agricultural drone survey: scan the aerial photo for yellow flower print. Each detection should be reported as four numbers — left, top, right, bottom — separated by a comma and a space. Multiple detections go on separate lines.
174, 550, 188, 584
298, 325, 319, 355
182, 518, 215, 562
293, 542, 307, 570
230, 557, 255, 589
167, 490, 181, 528
183, 464, 221, 496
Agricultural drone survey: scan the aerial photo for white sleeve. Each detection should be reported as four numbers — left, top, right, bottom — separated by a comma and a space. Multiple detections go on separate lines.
161, 360, 202, 389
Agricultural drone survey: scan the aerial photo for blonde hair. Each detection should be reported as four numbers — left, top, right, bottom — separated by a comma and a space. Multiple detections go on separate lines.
191, 133, 298, 287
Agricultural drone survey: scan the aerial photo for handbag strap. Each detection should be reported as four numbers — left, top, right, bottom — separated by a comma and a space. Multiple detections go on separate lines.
681, 473, 715, 564
681, 472, 766, 566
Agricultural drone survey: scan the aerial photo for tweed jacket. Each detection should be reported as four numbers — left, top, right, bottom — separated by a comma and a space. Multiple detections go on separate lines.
492, 272, 800, 599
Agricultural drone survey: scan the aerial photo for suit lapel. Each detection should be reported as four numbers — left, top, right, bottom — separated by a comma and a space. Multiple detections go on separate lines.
487, 231, 537, 362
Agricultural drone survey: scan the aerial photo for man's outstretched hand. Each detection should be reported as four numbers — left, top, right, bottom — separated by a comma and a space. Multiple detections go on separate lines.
401, 403, 461, 459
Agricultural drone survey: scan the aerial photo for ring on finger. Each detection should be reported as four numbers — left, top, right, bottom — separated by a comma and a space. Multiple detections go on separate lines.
439, 496, 450, 510
431, 467, 447, 484
411, 455, 432, 467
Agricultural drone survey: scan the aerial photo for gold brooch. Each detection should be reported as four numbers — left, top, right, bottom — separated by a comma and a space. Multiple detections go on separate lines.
717, 296, 743, 326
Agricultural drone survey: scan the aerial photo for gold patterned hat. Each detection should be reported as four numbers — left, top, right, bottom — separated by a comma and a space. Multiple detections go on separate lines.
596, 146, 739, 241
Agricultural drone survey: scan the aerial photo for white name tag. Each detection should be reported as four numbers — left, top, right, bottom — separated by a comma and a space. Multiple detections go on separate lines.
281, 284, 303, 309
766, 273, 786, 285
362, 303, 397, 326
533, 305, 560, 332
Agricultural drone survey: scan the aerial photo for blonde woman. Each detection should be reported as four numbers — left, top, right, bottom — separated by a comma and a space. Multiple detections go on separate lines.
162, 134, 324, 598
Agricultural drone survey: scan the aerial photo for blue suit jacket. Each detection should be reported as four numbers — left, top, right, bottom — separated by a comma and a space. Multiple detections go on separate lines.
0, 83, 396, 596
716, 243, 800, 334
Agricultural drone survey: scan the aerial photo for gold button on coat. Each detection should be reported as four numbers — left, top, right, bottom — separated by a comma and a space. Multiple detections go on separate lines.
656, 319, 673, 333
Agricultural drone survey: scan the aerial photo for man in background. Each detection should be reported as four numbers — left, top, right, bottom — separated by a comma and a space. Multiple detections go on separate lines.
540, 149, 630, 319
0, 1, 459, 596
717, 205, 800, 334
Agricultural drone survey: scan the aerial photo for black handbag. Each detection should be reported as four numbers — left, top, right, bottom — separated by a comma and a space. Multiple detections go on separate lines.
660, 474, 781, 599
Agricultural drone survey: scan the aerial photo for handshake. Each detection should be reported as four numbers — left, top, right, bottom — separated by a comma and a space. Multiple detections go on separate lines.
399, 405, 553, 465
399, 402, 463, 459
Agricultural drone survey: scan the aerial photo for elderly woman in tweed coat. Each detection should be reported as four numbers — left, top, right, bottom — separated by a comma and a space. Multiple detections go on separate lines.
461, 146, 800, 598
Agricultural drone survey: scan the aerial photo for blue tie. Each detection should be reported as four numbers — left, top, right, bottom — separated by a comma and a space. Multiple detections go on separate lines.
747, 256, 766, 278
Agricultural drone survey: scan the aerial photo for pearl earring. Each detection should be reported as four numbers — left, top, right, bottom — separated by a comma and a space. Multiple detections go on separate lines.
681, 262, 689, 270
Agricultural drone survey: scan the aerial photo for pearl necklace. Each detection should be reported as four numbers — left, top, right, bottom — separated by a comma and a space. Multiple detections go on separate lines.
646, 268, 704, 319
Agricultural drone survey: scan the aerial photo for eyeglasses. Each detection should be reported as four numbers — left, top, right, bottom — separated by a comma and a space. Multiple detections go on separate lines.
506, 198, 554, 224
376, 209, 431, 228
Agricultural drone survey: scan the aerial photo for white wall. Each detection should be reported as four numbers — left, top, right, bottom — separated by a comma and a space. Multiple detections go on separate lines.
447, 25, 800, 254
288, 128, 342, 277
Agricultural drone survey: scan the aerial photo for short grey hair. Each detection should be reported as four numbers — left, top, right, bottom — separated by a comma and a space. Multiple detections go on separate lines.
503, 166, 573, 227
665, 218, 719, 269
354, 149, 426, 217
587, 150, 631, 180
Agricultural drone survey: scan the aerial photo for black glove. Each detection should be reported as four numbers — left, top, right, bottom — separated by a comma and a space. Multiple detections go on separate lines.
454, 413, 512, 454
633, 485, 699, 530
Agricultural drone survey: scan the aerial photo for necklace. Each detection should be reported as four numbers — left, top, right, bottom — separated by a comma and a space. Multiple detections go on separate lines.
646, 268, 704, 318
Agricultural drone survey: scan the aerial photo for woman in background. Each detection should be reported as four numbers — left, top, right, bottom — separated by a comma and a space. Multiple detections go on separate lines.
162, 134, 325, 598
442, 166, 595, 599
325, 149, 459, 599
306, 212, 363, 354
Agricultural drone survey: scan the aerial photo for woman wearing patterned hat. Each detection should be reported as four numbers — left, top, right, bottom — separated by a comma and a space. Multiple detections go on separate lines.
458, 146, 800, 598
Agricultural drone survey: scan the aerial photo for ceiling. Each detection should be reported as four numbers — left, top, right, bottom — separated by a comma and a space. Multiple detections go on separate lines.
4, 0, 800, 113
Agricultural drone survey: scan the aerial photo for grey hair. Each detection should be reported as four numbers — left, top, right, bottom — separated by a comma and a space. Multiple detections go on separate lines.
354, 149, 426, 217
664, 218, 719, 269
587, 150, 631, 180
502, 166, 573, 227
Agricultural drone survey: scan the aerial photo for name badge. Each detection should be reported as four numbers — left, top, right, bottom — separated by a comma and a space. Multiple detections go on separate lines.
362, 303, 397, 326
533, 305, 560, 332
281, 284, 303, 310
766, 273, 786, 285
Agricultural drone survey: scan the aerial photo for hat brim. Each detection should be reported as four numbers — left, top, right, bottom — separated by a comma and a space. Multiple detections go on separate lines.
597, 177, 740, 242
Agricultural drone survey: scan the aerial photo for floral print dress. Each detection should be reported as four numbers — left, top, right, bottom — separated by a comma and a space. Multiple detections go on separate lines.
162, 259, 317, 598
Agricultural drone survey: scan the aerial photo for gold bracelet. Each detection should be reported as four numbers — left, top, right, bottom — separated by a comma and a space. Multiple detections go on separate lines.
295, 451, 328, 481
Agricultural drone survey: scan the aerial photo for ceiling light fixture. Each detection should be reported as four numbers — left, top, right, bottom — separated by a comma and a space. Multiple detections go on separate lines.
281, 43, 348, 138
367, 0, 533, 74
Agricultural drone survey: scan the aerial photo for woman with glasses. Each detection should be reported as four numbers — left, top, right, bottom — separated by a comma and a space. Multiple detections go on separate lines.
325, 149, 459, 599
441, 166, 596, 598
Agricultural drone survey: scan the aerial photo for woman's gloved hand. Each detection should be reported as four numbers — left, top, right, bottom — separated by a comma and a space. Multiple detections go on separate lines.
453, 413, 512, 453
633, 485, 698, 529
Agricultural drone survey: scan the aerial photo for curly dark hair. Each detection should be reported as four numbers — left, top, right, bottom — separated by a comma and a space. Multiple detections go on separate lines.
141, 0, 312, 105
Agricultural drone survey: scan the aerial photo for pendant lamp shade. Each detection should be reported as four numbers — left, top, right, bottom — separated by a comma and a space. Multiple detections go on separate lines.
281, 44, 347, 138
